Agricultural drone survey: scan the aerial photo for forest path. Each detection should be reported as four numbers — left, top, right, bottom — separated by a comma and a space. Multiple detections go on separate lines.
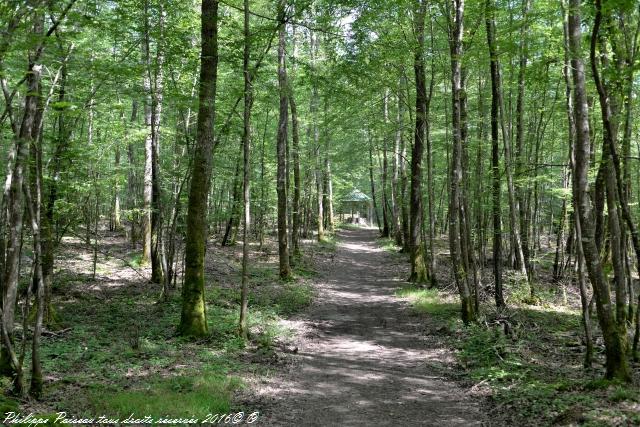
254, 228, 484, 426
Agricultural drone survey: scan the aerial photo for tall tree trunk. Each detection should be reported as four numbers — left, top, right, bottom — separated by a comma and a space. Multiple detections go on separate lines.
408, 0, 430, 285
381, 90, 391, 238
399, 72, 410, 250
127, 100, 139, 245
179, 0, 218, 337
142, 0, 164, 284
590, 0, 635, 331
289, 15, 301, 253
309, 32, 324, 241
42, 45, 72, 328
221, 145, 242, 247
392, 83, 403, 246
488, 4, 527, 279
323, 99, 334, 232
113, 146, 122, 230
238, 0, 251, 338
289, 91, 301, 253
369, 136, 381, 231
1, 36, 44, 387
486, 0, 505, 309
449, 0, 475, 323
425, 20, 437, 285
567, 0, 630, 381
276, 0, 291, 279
25, 130, 44, 398
515, 0, 531, 281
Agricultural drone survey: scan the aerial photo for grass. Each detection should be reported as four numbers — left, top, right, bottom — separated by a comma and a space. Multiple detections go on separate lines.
89, 368, 241, 420
10, 237, 321, 422
378, 237, 401, 254
395, 284, 640, 425
395, 286, 459, 319
336, 222, 363, 231
317, 234, 338, 252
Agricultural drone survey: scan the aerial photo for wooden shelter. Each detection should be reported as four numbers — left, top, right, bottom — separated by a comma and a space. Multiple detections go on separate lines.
339, 189, 373, 225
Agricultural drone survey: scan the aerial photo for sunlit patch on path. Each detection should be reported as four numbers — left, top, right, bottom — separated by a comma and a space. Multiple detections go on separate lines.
254, 228, 483, 426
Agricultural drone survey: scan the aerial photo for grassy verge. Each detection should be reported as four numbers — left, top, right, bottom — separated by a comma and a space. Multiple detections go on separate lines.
378, 237, 401, 254
396, 286, 640, 426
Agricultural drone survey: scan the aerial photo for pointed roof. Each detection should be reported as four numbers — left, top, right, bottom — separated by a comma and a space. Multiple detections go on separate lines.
341, 189, 371, 202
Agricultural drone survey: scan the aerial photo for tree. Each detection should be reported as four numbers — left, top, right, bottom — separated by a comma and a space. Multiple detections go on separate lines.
448, 0, 476, 323
276, 0, 291, 280
408, 0, 430, 286
486, 0, 505, 309
179, 0, 219, 337
567, 0, 631, 381
238, 0, 251, 339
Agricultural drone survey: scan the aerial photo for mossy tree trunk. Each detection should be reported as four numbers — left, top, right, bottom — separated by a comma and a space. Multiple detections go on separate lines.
179, 0, 218, 338
408, 0, 430, 286
567, 0, 631, 382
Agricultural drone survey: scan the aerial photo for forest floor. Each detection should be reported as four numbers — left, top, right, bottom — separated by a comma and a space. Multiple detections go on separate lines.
3, 224, 640, 426
2, 226, 330, 424
247, 227, 482, 426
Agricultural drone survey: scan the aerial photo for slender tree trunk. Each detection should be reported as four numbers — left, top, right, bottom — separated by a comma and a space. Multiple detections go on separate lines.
408, 0, 429, 285
1, 44, 43, 386
127, 100, 139, 245
238, 0, 251, 338
489, 8, 527, 279
142, 0, 164, 284
567, 0, 630, 381
221, 145, 242, 247
515, 0, 531, 280
113, 147, 122, 230
309, 32, 324, 241
276, 0, 291, 279
24, 140, 44, 398
449, 0, 475, 323
486, 0, 505, 309
392, 83, 403, 246
425, 27, 437, 283
399, 73, 410, 250
179, 0, 218, 337
323, 99, 334, 232
369, 136, 381, 231
381, 90, 391, 238
289, 92, 301, 254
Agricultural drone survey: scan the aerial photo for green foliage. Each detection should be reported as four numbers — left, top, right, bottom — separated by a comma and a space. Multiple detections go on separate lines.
396, 285, 640, 425
251, 280, 313, 317
89, 368, 240, 419
395, 287, 459, 319
378, 237, 400, 253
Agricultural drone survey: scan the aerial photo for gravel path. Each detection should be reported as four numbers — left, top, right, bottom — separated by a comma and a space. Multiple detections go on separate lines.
255, 228, 484, 426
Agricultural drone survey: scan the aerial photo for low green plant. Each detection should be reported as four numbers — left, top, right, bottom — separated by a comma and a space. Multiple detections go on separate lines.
395, 287, 458, 318
89, 369, 241, 419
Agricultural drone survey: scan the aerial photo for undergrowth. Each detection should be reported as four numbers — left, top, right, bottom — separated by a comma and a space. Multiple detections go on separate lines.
5, 239, 324, 422
396, 284, 640, 426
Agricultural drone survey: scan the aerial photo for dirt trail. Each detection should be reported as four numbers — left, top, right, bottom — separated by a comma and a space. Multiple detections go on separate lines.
255, 228, 483, 426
